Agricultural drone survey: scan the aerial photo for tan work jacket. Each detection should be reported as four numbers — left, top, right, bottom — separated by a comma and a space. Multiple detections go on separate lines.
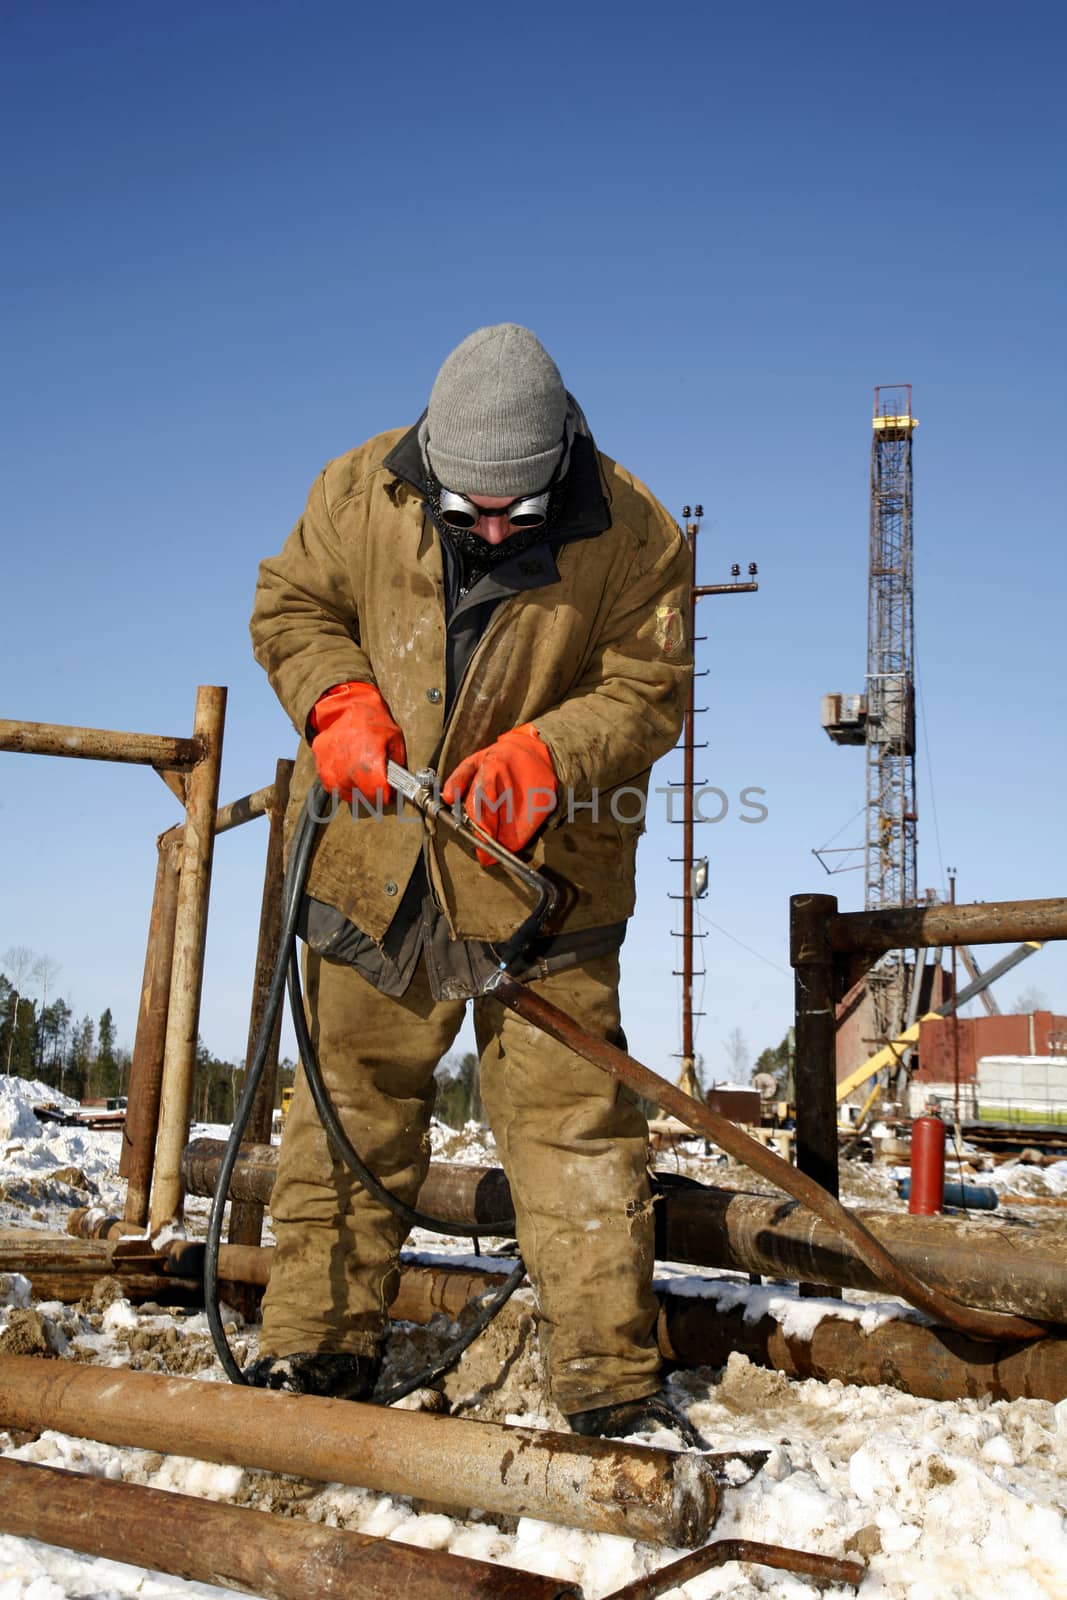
251, 426, 692, 947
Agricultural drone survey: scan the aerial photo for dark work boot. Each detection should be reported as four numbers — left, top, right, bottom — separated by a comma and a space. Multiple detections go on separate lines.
567, 1390, 704, 1449
243, 1351, 381, 1401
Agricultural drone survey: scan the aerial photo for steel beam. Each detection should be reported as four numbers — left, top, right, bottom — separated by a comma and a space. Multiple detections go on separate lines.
0, 1457, 578, 1600
0, 1355, 716, 1546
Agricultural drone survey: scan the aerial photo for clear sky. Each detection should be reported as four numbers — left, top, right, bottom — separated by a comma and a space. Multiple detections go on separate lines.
2, 0, 1064, 1085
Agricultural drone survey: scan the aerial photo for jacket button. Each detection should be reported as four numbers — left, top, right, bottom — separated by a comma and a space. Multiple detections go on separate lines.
426, 687, 443, 704
384, 880, 398, 897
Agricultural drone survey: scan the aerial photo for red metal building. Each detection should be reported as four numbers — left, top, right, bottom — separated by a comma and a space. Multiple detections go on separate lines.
913, 1011, 1067, 1083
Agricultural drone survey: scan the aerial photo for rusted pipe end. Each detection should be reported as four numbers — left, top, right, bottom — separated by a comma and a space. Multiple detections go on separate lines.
66, 1209, 125, 1241
670, 1451, 719, 1547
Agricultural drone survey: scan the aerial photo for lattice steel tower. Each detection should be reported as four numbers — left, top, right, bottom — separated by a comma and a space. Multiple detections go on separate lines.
865, 385, 918, 918
821, 386, 919, 1041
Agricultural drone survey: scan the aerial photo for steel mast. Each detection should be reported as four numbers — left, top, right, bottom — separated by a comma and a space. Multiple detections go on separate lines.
865, 387, 919, 1040
820, 387, 919, 1044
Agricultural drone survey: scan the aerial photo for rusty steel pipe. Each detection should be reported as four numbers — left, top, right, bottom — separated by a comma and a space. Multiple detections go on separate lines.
6, 1233, 1064, 1404
657, 1288, 1067, 1404
120, 835, 181, 1220
603, 1538, 864, 1599
212, 782, 274, 835
150, 685, 227, 1231
0, 1228, 242, 1302
827, 896, 1067, 957
0, 1355, 717, 1545
8, 1222, 202, 1303
178, 1144, 1067, 1326
791, 895, 842, 1260
791, 894, 841, 1200
0, 718, 199, 768
692, 581, 760, 597
390, 1262, 1067, 1406
228, 759, 293, 1262
166, 1237, 273, 1285
484, 969, 1048, 1343
0, 1457, 578, 1600
158, 778, 279, 849
183, 1134, 281, 1204
656, 1184, 1067, 1325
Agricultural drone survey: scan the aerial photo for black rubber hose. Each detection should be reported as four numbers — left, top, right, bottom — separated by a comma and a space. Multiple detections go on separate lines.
204, 787, 317, 1382
377, 1257, 528, 1406
204, 781, 521, 1387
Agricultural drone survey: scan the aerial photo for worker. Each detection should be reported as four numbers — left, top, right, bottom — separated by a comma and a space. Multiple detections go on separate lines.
247, 324, 693, 1440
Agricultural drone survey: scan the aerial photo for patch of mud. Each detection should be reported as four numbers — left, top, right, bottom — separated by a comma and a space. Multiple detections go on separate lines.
84, 1275, 127, 1312
47, 1166, 98, 1194
714, 1349, 796, 1414
0, 1175, 97, 1213
845, 1522, 883, 1557
379, 1294, 567, 1428
115, 1319, 220, 1375
0, 1307, 64, 1356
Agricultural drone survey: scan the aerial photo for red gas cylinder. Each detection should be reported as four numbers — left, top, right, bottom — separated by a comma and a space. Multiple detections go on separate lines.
908, 1115, 946, 1215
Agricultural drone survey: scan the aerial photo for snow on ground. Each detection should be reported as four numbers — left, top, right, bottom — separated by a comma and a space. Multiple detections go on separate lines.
2, 1075, 1066, 1599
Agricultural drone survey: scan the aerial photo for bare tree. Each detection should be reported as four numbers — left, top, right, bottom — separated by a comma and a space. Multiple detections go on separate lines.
722, 1026, 751, 1085
3, 947, 37, 990
34, 954, 60, 1011
2, 948, 38, 1074
1013, 986, 1050, 1015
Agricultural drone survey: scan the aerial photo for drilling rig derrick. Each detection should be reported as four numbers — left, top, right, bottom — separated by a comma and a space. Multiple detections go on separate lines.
820, 387, 919, 1047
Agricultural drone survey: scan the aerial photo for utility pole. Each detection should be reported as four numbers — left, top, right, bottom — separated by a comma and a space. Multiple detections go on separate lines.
669, 505, 758, 1098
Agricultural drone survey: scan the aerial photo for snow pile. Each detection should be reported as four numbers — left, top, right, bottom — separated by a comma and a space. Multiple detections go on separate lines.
991, 1157, 1067, 1201
0, 1077, 70, 1142
0, 1080, 126, 1232
429, 1118, 497, 1164
0, 1272, 32, 1310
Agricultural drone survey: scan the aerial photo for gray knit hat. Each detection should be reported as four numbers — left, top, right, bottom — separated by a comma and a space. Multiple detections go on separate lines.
426, 324, 568, 496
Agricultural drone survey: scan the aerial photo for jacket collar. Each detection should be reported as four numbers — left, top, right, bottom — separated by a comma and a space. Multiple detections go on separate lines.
381, 412, 613, 542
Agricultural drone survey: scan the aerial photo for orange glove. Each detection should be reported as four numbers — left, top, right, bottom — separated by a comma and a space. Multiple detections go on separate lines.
442, 723, 557, 866
309, 681, 406, 806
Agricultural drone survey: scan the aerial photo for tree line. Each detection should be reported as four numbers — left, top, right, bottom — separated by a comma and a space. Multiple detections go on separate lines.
1, 947, 126, 1102
0, 945, 298, 1121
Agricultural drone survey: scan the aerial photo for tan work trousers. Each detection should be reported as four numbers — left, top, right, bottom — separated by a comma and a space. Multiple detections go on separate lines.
259, 948, 661, 1415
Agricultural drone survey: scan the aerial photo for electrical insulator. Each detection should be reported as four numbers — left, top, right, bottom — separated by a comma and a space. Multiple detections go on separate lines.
681, 505, 691, 519
749, 562, 758, 576
694, 504, 704, 518
731, 563, 740, 577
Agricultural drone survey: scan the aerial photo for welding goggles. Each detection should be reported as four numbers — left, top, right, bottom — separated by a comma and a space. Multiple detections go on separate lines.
437, 487, 552, 532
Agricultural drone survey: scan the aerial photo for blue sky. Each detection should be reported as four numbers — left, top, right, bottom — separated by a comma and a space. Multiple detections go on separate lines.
2, 1, 1064, 1084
